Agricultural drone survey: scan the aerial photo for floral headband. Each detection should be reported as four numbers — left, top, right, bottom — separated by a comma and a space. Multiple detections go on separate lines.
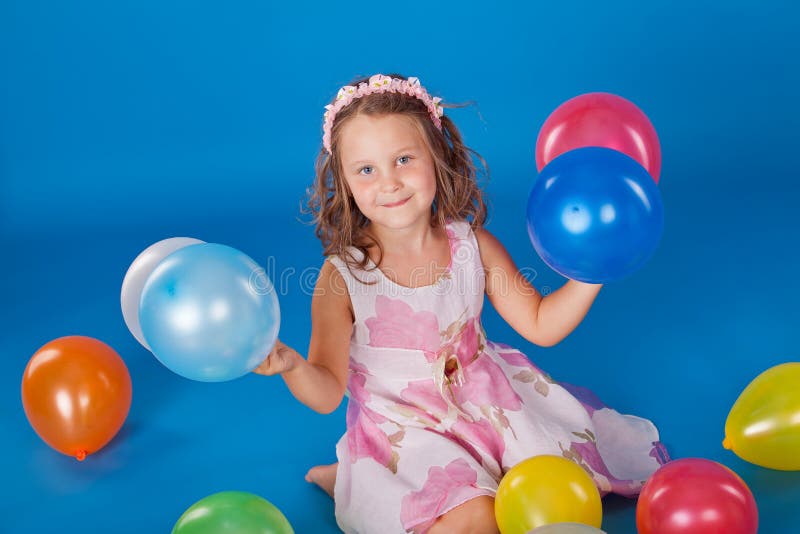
322, 74, 444, 154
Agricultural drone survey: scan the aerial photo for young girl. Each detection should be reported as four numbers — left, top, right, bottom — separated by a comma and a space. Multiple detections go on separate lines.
254, 73, 669, 533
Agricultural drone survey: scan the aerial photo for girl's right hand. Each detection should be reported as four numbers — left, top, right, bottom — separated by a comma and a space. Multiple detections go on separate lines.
252, 339, 297, 376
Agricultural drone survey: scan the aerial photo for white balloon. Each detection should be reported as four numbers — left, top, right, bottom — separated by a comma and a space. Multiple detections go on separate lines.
528, 524, 606, 534
121, 237, 204, 350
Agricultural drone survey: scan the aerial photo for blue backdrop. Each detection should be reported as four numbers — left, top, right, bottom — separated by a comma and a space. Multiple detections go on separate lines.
2, 0, 799, 532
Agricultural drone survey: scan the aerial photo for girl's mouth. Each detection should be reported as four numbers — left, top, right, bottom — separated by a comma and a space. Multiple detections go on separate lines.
382, 197, 410, 208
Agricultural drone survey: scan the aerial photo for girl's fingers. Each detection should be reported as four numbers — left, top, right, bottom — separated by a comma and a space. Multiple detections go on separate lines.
252, 340, 287, 376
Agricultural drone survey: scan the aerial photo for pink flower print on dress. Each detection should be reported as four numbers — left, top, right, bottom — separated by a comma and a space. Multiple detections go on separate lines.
434, 315, 479, 378
399, 458, 483, 533
346, 401, 399, 473
398, 377, 505, 477
398, 380, 504, 475
494, 344, 536, 368
366, 296, 441, 354
389, 379, 449, 428
493, 344, 553, 397
452, 318, 480, 366
493, 343, 550, 375
649, 440, 670, 465
429, 427, 487, 474
347, 366, 372, 404
451, 416, 506, 471
346, 372, 401, 473
454, 356, 522, 411
400, 379, 450, 419
349, 358, 370, 376
433, 317, 522, 416
562, 432, 638, 497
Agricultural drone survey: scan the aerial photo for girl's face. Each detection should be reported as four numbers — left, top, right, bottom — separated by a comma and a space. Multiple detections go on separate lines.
338, 113, 437, 233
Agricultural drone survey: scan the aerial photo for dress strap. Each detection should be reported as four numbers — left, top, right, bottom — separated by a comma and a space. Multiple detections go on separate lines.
326, 249, 380, 334
446, 219, 486, 303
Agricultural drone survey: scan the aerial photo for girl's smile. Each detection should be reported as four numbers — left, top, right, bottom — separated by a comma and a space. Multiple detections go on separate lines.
381, 196, 411, 208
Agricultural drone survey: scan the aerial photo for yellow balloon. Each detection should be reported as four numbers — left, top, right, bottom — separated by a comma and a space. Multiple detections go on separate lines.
494, 455, 602, 534
724, 362, 800, 470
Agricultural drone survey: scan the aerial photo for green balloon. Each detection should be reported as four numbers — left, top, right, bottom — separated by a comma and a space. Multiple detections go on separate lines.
172, 491, 294, 534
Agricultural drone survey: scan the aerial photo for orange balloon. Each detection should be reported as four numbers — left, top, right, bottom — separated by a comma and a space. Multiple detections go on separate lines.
21, 336, 132, 460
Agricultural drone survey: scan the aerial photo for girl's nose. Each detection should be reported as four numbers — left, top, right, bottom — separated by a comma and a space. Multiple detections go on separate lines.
379, 170, 402, 192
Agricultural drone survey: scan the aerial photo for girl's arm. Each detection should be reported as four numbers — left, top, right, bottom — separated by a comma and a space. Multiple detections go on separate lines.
474, 228, 602, 347
253, 259, 353, 414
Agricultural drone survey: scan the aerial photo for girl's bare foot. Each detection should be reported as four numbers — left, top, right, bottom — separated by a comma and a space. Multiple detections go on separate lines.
305, 462, 338, 498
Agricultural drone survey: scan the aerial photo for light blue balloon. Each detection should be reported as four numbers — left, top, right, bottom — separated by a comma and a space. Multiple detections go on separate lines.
139, 243, 280, 382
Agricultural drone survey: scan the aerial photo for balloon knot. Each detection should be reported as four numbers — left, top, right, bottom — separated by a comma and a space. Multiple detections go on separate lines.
76, 450, 87, 461
722, 437, 732, 450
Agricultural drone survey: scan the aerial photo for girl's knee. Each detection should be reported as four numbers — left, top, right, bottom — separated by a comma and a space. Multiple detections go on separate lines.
428, 495, 499, 534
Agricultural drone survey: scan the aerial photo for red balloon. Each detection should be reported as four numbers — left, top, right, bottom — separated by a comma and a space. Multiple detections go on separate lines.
21, 336, 132, 461
536, 92, 662, 183
636, 458, 758, 534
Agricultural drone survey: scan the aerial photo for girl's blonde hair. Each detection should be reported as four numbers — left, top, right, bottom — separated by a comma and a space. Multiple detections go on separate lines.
304, 73, 489, 278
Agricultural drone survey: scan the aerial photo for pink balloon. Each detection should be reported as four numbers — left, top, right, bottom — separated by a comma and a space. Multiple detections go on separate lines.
636, 458, 758, 534
536, 92, 662, 183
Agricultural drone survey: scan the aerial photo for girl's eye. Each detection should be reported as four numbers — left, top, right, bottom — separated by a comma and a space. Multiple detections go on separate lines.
398, 155, 411, 165
359, 166, 374, 175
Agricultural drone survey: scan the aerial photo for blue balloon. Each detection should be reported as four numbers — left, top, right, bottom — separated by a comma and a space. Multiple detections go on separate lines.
526, 147, 664, 283
139, 243, 280, 382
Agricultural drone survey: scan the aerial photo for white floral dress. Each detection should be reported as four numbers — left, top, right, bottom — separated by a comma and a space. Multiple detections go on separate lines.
327, 219, 668, 534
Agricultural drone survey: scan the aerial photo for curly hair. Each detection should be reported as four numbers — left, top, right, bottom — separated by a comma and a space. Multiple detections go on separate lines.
303, 73, 489, 281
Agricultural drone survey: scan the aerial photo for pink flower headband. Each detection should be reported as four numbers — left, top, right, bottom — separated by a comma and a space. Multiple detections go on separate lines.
322, 74, 444, 154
